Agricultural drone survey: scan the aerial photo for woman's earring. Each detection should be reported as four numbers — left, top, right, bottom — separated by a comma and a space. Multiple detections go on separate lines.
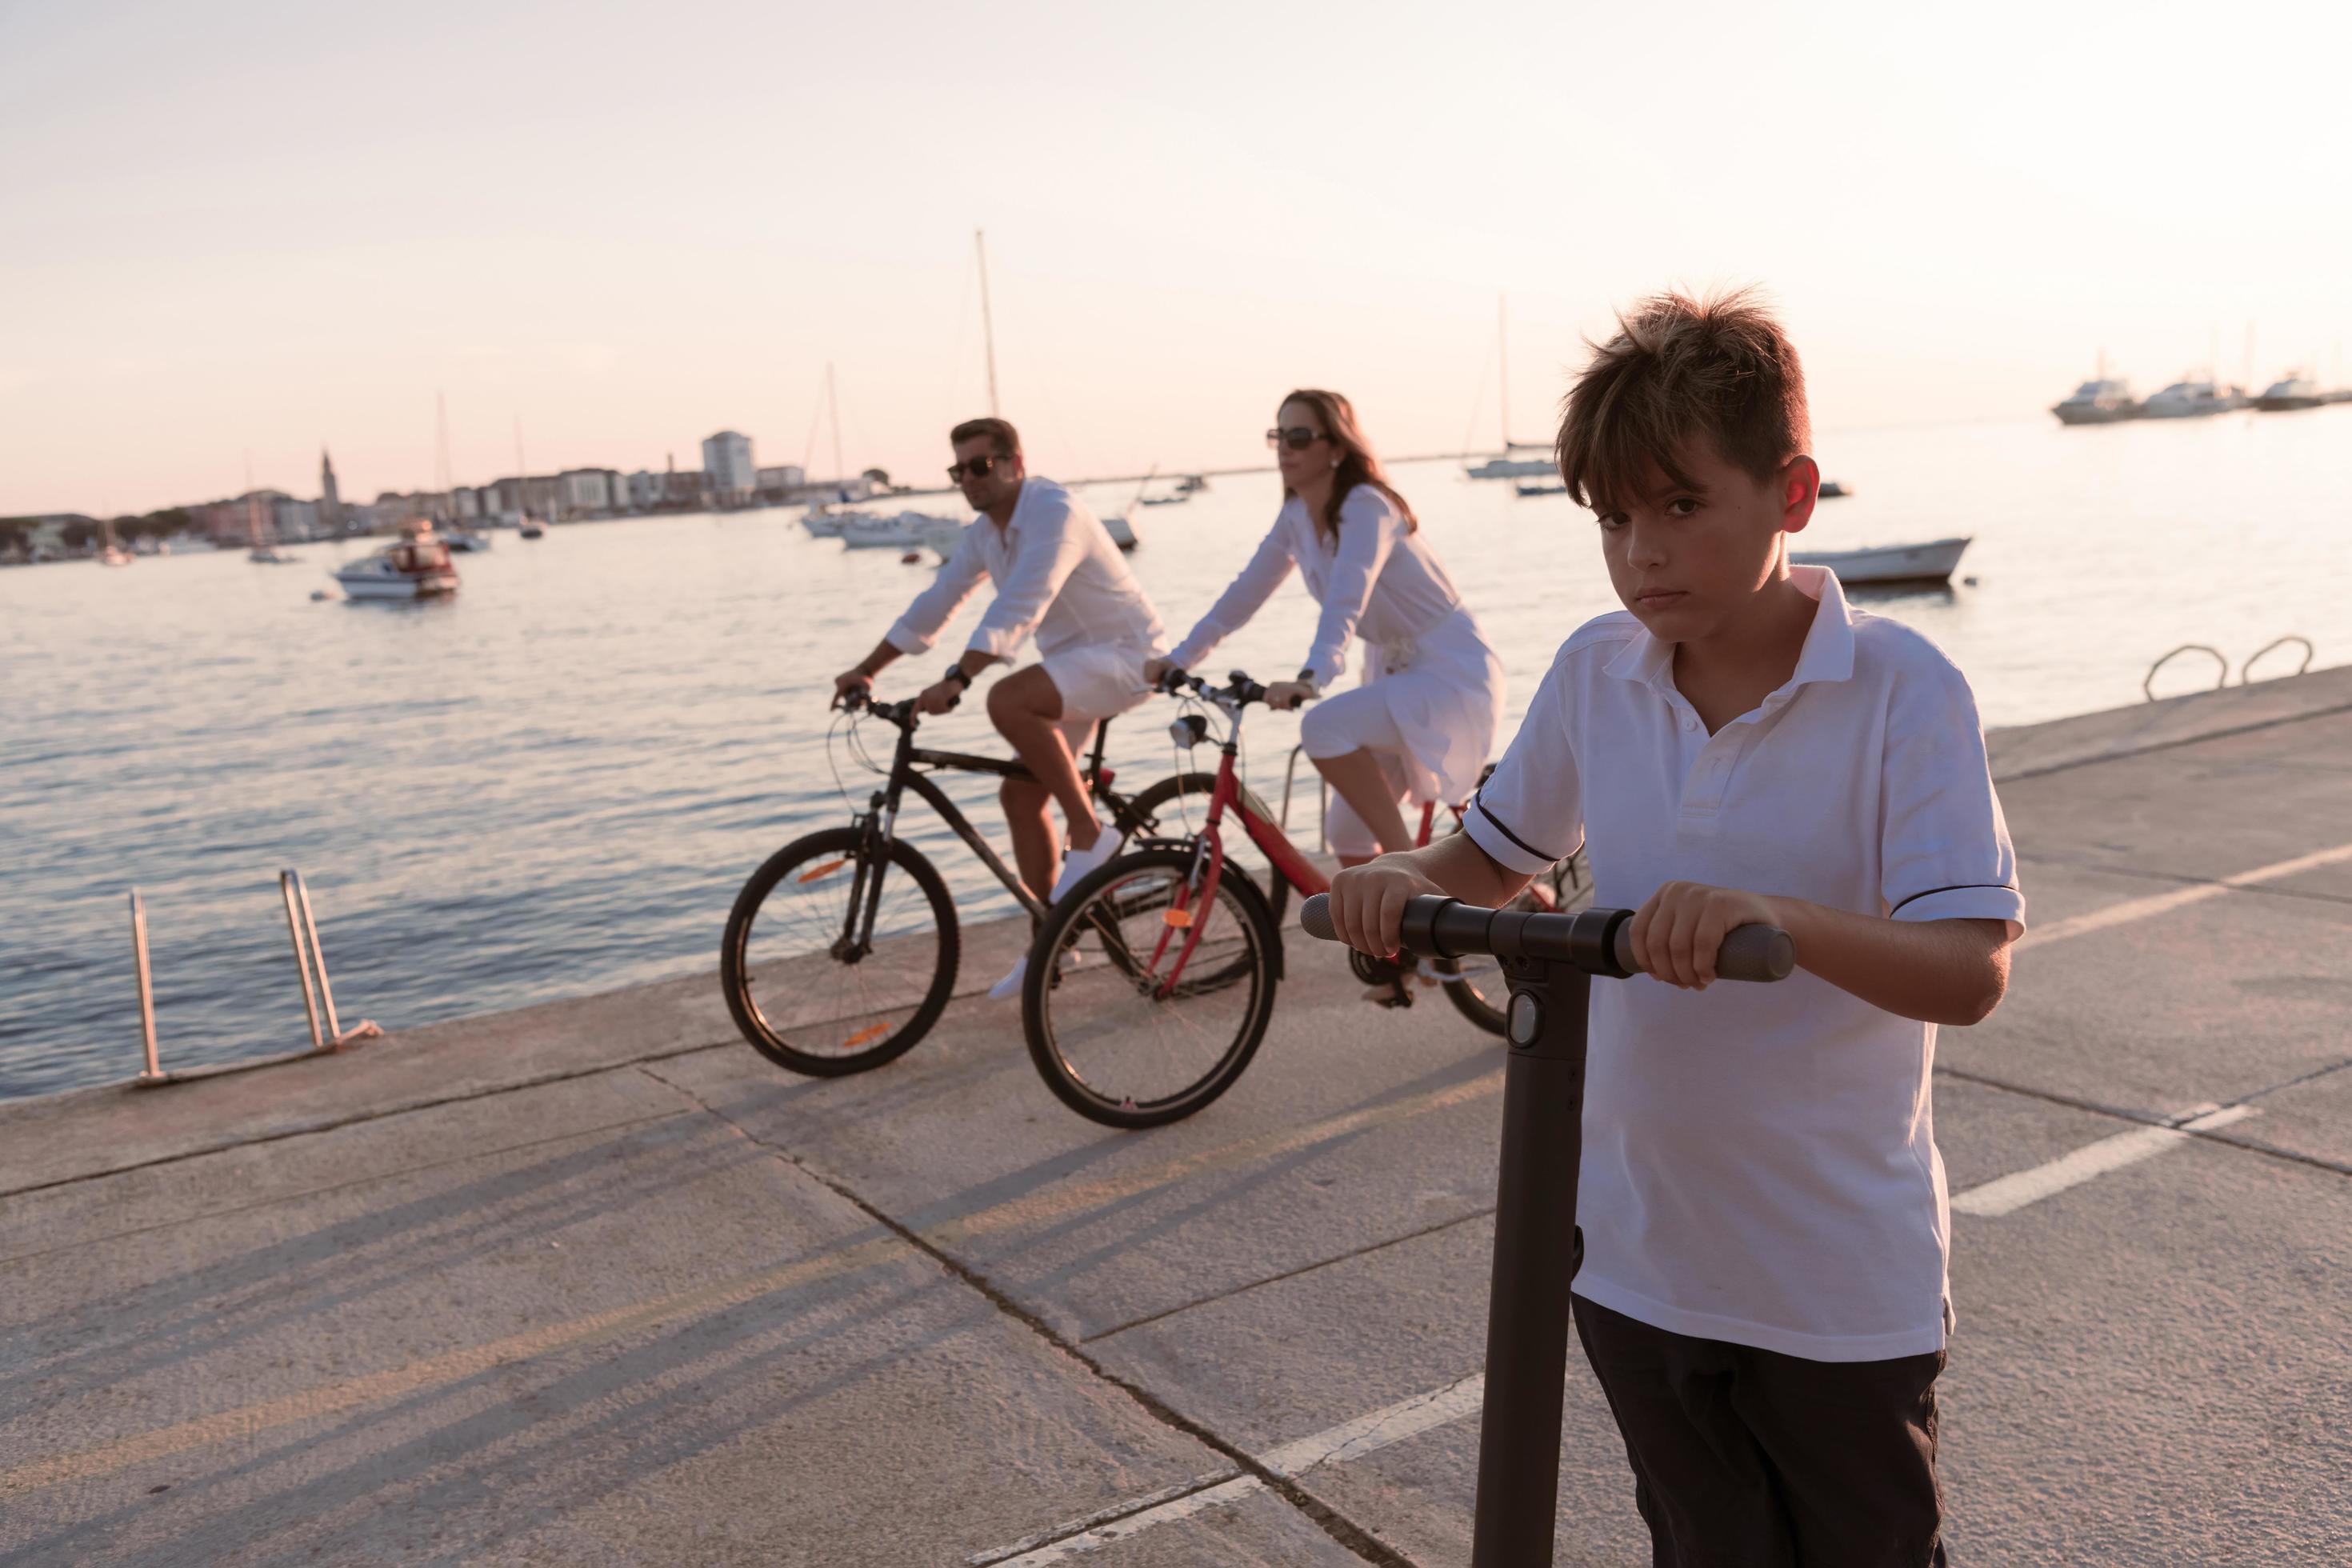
1330, 457, 1340, 469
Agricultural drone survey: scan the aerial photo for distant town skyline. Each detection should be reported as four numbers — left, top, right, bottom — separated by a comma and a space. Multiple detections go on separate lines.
4, 1, 2347, 517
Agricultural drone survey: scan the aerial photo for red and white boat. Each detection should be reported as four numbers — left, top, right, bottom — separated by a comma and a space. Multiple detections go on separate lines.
334, 523, 459, 599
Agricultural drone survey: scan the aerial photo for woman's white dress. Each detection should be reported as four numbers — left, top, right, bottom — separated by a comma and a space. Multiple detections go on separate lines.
1166, 484, 1505, 809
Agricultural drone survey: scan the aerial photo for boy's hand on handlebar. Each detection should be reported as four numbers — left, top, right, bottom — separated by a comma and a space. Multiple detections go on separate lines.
1627, 881, 1780, 990
1262, 679, 1314, 711
1326, 856, 1445, 960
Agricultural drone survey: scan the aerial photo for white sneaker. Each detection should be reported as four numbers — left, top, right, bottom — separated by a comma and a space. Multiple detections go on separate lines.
987, 947, 1082, 1002
1050, 831, 1121, 901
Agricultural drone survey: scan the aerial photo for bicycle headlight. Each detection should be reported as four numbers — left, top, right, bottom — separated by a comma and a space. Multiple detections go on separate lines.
1168, 714, 1210, 748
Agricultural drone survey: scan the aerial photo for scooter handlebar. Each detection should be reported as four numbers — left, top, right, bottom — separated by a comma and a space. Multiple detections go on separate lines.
1298, 893, 1794, 983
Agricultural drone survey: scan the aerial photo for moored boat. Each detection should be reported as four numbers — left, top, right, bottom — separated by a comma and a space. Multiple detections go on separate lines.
333, 525, 460, 599
2254, 376, 2325, 412
2141, 378, 2246, 418
1790, 536, 1970, 586
840, 511, 964, 550
1466, 455, 1557, 480
2050, 378, 2142, 425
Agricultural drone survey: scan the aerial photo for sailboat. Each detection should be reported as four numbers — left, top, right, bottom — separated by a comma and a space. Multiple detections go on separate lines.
514, 417, 546, 538
245, 481, 294, 563
1470, 296, 1558, 480
97, 515, 133, 566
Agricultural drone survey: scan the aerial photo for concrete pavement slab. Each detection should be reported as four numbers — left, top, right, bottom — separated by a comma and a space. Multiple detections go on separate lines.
0, 1080, 1235, 1566
1944, 1130, 2352, 1562
1946, 863, 2352, 1121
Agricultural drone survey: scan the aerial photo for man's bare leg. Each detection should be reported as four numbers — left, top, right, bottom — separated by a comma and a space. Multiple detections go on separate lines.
986, 666, 1101, 867
1310, 749, 1414, 858
999, 776, 1058, 902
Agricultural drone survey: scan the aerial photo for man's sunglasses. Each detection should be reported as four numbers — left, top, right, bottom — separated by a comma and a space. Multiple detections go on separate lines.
948, 454, 1010, 482
1266, 426, 1329, 452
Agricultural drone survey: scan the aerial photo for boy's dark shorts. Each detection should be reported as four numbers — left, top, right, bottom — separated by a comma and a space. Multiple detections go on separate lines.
1574, 1294, 1947, 1568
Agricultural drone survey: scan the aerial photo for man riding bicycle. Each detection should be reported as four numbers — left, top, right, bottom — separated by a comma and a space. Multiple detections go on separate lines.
834, 416, 1168, 998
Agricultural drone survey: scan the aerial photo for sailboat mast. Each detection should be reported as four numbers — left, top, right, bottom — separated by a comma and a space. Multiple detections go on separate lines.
1498, 294, 1510, 450
434, 391, 453, 510
826, 362, 845, 486
976, 229, 1000, 418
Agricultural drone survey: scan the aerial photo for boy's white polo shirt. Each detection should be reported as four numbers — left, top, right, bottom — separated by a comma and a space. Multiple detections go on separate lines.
1466, 567, 2025, 1362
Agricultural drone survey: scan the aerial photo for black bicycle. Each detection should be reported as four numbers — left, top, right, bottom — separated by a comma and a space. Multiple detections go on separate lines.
721, 686, 1286, 1077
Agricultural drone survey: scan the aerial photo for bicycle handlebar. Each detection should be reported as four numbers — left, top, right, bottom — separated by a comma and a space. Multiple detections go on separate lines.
1298, 893, 1794, 983
1153, 666, 1270, 708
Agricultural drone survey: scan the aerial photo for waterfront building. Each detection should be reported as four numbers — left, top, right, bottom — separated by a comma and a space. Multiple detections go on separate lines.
756, 464, 806, 497
702, 430, 757, 502
626, 470, 661, 510
451, 486, 482, 521
273, 498, 320, 540
558, 469, 612, 514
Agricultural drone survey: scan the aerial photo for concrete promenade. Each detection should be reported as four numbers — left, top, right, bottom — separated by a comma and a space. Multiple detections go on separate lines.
5, 668, 2350, 1566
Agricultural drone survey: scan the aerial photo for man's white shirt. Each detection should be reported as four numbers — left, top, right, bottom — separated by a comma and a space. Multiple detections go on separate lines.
887, 478, 1164, 664
1466, 567, 2025, 1362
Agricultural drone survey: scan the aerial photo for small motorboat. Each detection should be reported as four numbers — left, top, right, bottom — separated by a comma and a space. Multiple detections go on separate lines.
1466, 455, 1557, 480
1792, 536, 1970, 586
443, 526, 493, 552
247, 546, 298, 564
1514, 481, 1568, 497
1174, 474, 1209, 494
1818, 479, 1853, 498
801, 508, 847, 539
1102, 510, 1138, 551
333, 524, 460, 599
518, 517, 546, 539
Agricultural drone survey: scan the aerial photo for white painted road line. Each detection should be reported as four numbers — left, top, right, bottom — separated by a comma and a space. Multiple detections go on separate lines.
973, 1373, 1486, 1565
1952, 1103, 2258, 1217
2015, 839, 2352, 953
965, 1469, 1241, 1566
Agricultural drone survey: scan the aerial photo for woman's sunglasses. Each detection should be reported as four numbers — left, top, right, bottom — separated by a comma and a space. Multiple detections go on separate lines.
947, 454, 1008, 482
1266, 426, 1329, 452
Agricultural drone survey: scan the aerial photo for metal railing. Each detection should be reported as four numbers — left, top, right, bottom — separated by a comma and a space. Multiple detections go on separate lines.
2145, 634, 2317, 702
128, 869, 382, 1088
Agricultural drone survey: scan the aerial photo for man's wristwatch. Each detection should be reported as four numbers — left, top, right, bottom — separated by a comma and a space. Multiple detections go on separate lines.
942, 663, 973, 690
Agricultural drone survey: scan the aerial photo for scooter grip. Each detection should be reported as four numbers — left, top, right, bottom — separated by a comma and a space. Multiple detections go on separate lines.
1611, 922, 1794, 982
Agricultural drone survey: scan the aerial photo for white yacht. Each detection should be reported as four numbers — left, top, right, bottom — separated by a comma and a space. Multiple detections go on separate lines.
840, 511, 964, 550
2254, 376, 2325, 412
333, 526, 460, 599
800, 507, 848, 539
2141, 378, 2246, 418
2050, 378, 2141, 425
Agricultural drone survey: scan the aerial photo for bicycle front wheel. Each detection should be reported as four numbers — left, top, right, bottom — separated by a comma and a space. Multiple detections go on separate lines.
1119, 771, 1290, 928
722, 826, 958, 1076
1023, 846, 1281, 1128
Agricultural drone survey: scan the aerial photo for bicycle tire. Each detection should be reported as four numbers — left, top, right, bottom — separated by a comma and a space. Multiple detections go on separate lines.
1439, 842, 1594, 1034
1121, 771, 1291, 928
722, 826, 958, 1077
1023, 845, 1282, 1128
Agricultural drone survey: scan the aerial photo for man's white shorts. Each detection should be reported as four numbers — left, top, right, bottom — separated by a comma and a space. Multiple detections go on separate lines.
1040, 642, 1158, 748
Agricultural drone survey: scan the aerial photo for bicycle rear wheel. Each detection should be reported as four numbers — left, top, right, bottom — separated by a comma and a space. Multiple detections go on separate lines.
1440, 842, 1596, 1034
722, 826, 958, 1076
1023, 846, 1281, 1128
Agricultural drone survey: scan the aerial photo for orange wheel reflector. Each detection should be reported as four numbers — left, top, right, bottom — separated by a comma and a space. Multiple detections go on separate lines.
843, 1022, 890, 1049
798, 859, 849, 883
1163, 908, 1194, 928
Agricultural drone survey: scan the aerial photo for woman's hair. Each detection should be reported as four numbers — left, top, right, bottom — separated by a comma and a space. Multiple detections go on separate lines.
1278, 388, 1418, 544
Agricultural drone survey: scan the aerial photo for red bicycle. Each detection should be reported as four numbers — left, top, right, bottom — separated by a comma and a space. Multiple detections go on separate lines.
1020, 667, 1583, 1127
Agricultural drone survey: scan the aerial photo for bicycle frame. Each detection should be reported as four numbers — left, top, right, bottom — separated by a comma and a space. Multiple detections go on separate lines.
833, 696, 1153, 960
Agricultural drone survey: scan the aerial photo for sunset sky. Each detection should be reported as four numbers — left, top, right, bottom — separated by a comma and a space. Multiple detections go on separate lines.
4, 0, 2346, 516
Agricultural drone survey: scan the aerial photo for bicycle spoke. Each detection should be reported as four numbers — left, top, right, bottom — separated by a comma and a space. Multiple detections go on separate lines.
744, 849, 942, 1058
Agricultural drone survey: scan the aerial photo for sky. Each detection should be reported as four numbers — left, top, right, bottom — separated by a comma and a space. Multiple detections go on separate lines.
3, 0, 2348, 516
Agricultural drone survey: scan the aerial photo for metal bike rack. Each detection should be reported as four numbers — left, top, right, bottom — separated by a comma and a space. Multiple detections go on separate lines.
2145, 634, 2317, 702
2239, 634, 2314, 686
1299, 892, 1790, 1565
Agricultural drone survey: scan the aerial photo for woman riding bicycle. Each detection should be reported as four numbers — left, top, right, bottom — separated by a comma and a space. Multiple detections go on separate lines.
1146, 389, 1505, 872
